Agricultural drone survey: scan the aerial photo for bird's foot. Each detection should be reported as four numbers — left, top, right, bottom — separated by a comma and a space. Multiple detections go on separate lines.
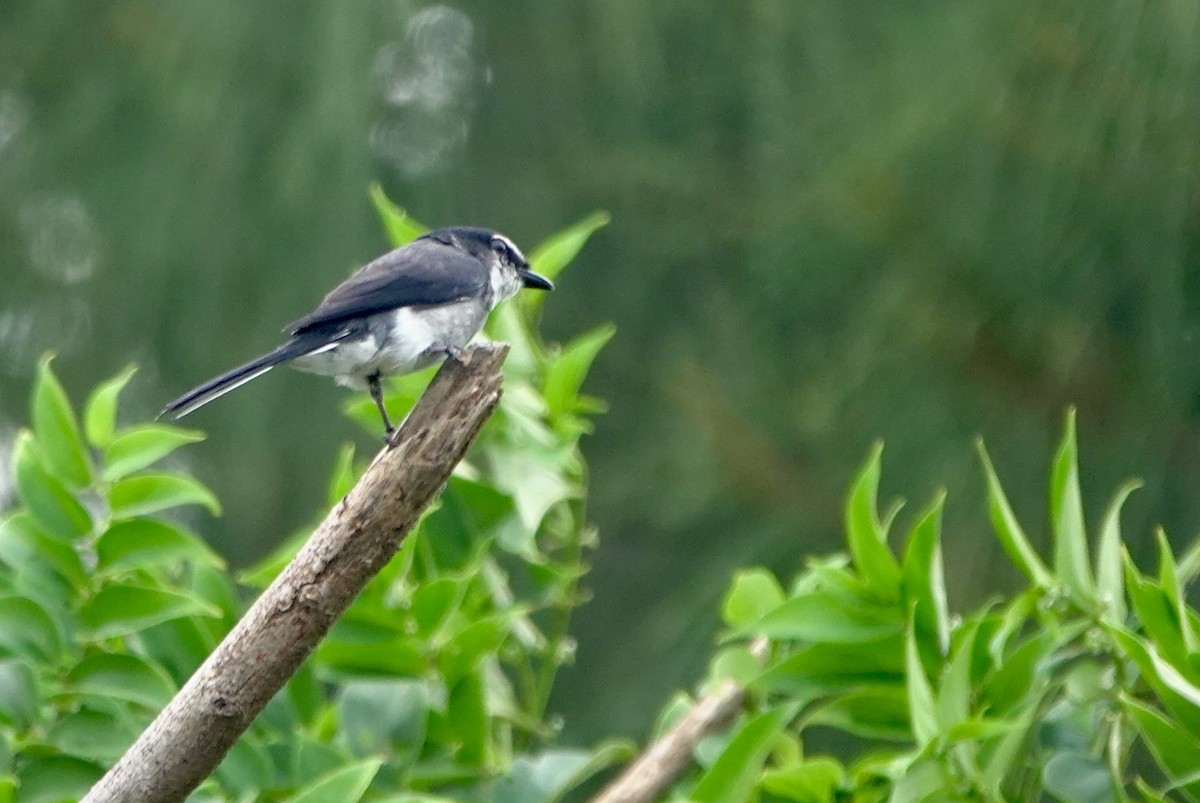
443, 345, 466, 364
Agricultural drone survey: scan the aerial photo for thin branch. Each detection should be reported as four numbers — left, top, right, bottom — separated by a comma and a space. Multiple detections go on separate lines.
590, 637, 769, 803
84, 343, 509, 803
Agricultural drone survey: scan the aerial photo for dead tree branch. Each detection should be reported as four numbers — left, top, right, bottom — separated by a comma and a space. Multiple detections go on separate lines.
84, 343, 509, 803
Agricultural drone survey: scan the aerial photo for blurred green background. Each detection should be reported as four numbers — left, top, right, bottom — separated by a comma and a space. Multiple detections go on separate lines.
0, 0, 1197, 744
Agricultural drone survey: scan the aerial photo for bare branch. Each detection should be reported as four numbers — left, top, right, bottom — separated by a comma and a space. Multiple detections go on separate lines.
590, 637, 769, 803
84, 343, 509, 803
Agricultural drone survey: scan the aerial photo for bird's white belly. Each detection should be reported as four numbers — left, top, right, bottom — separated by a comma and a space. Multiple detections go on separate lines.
290, 300, 487, 389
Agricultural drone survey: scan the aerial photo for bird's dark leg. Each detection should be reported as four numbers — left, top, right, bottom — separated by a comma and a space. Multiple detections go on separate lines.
367, 373, 394, 439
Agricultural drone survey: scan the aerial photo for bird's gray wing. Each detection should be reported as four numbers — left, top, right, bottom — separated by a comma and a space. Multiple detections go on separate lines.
286, 238, 489, 335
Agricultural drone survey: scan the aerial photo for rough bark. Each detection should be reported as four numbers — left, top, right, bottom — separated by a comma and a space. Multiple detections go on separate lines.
84, 343, 509, 803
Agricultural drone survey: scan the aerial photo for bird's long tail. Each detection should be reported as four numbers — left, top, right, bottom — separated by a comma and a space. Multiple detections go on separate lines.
159, 336, 328, 421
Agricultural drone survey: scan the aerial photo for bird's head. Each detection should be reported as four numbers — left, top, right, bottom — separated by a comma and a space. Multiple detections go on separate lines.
428, 226, 554, 300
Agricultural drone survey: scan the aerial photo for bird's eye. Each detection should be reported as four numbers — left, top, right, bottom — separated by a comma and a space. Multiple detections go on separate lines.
491, 240, 509, 260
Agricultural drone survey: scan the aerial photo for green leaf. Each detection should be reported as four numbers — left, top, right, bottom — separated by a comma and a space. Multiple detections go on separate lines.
102, 425, 205, 481
806, 687, 911, 740
976, 439, 1053, 588
32, 354, 91, 486
1096, 480, 1140, 626
12, 431, 91, 539
284, 759, 382, 803
492, 743, 635, 803
443, 668, 488, 766
338, 678, 430, 760
746, 592, 902, 643
108, 473, 221, 518
1155, 528, 1199, 655
905, 611, 938, 748
759, 758, 845, 803
1050, 409, 1096, 605
980, 704, 1038, 797
215, 738, 273, 796
316, 638, 425, 677
96, 518, 223, 572
1120, 696, 1200, 796
756, 637, 903, 699
16, 755, 102, 803
0, 659, 37, 728
1123, 554, 1189, 669
844, 443, 902, 601
722, 568, 786, 629
543, 323, 616, 420
370, 183, 428, 247
518, 211, 609, 319
936, 619, 980, 732
326, 442, 359, 506
1107, 628, 1200, 738
1042, 751, 1116, 803
0, 512, 86, 588
79, 584, 221, 639
68, 652, 177, 709
901, 491, 950, 655
84, 364, 137, 448
688, 704, 798, 803
0, 596, 61, 662
47, 707, 138, 763
527, 211, 609, 283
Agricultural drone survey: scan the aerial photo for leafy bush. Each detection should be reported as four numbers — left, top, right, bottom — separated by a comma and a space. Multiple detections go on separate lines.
668, 411, 1200, 802
4, 190, 1200, 803
0, 198, 622, 802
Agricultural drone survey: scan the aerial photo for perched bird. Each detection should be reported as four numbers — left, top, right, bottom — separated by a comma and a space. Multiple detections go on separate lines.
159, 226, 553, 436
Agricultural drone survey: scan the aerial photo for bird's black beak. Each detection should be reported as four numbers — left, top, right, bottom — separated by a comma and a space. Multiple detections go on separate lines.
521, 269, 554, 291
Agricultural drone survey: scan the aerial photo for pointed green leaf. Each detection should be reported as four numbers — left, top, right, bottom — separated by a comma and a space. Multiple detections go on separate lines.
1050, 409, 1096, 605
1108, 628, 1200, 738
845, 443, 901, 600
84, 364, 137, 449
976, 439, 1052, 588
722, 568, 786, 629
11, 431, 91, 539
108, 473, 221, 518
0, 596, 61, 662
1121, 695, 1200, 796
68, 652, 177, 709
326, 443, 359, 506
0, 512, 87, 588
369, 183, 427, 247
0, 659, 37, 728
283, 759, 382, 803
79, 584, 221, 639
18, 757, 103, 803
102, 425, 205, 481
32, 354, 91, 486
520, 211, 609, 316
759, 758, 844, 803
1155, 529, 1199, 654
1123, 553, 1190, 670
1096, 480, 1140, 626
980, 704, 1037, 797
97, 518, 223, 572
543, 323, 615, 420
746, 592, 902, 643
936, 619, 980, 732
691, 704, 798, 803
905, 611, 939, 748
901, 491, 950, 655
47, 707, 139, 764
528, 212, 609, 283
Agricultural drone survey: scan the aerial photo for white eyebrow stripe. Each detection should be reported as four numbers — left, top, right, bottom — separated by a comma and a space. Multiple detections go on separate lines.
491, 234, 526, 263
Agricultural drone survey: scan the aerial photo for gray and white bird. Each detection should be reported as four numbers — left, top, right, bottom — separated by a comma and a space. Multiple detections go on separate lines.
159, 226, 553, 435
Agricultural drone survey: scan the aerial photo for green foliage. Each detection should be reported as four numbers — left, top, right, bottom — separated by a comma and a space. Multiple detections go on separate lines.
0, 208, 620, 801
666, 412, 1200, 801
